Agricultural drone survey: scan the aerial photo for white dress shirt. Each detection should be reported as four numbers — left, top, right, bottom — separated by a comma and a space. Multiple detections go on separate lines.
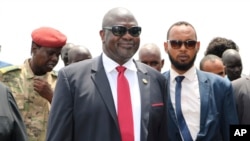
102, 53, 141, 141
170, 66, 201, 140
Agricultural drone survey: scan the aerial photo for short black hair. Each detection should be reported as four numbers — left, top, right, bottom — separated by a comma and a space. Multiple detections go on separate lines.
204, 37, 239, 57
166, 21, 197, 40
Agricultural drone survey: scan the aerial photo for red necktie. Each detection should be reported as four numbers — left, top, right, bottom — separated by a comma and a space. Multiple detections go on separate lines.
116, 66, 134, 141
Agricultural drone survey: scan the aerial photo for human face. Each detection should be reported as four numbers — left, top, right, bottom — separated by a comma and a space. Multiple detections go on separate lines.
100, 17, 140, 65
31, 45, 61, 75
139, 52, 164, 72
61, 51, 69, 66
164, 25, 200, 74
61, 47, 71, 66
68, 53, 91, 64
202, 59, 225, 77
225, 57, 242, 81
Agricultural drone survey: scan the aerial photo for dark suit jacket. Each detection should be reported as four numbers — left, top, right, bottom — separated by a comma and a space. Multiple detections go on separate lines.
232, 76, 250, 124
46, 55, 168, 141
0, 82, 28, 141
163, 70, 238, 141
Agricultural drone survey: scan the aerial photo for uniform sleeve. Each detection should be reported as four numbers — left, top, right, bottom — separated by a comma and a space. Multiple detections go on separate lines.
7, 88, 28, 141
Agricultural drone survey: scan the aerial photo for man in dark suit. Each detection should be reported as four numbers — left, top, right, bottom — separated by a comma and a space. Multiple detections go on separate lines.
46, 7, 167, 141
232, 76, 250, 124
162, 21, 238, 141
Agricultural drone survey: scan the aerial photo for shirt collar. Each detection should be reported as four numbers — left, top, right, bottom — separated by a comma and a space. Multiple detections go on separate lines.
170, 65, 197, 82
102, 53, 137, 73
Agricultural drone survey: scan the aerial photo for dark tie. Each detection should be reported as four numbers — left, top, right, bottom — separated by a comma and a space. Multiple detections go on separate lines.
116, 66, 134, 141
175, 76, 193, 141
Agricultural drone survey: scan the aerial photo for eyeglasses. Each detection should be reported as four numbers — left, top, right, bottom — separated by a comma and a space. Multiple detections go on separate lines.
168, 40, 197, 49
103, 25, 141, 37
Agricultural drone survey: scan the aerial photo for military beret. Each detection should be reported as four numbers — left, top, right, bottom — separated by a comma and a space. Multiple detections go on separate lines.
31, 27, 67, 48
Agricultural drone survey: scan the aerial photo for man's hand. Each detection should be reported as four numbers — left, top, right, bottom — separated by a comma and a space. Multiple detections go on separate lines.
33, 77, 53, 103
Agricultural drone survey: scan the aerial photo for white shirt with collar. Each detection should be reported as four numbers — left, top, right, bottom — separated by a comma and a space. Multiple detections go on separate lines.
170, 66, 200, 140
102, 53, 141, 141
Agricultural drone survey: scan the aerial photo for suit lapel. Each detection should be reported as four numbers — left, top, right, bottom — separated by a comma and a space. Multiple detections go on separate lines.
91, 56, 119, 128
196, 70, 210, 137
135, 62, 150, 140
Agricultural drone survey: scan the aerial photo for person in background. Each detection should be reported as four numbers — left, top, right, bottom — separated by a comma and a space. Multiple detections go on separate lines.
46, 7, 167, 141
67, 45, 92, 65
204, 36, 239, 57
232, 75, 250, 124
199, 54, 225, 77
0, 26, 67, 141
163, 21, 238, 141
138, 43, 164, 72
61, 42, 75, 66
0, 82, 28, 141
222, 49, 243, 81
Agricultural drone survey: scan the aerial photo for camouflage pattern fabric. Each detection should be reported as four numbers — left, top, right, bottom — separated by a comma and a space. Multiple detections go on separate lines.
0, 59, 57, 141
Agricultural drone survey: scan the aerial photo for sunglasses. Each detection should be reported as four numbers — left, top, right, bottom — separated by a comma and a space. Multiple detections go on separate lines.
168, 40, 197, 49
103, 25, 141, 37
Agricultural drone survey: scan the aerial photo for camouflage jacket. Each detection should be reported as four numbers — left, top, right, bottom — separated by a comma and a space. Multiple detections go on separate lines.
0, 59, 57, 141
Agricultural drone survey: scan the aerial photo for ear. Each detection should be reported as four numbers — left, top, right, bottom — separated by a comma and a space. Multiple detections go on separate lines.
161, 59, 165, 68
31, 42, 39, 55
163, 42, 168, 54
100, 30, 105, 43
196, 41, 200, 53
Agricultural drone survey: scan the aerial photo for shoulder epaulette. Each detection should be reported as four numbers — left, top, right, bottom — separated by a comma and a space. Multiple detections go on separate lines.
0, 65, 21, 74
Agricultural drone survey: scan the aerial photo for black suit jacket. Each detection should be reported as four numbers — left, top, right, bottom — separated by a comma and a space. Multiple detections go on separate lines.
46, 55, 168, 141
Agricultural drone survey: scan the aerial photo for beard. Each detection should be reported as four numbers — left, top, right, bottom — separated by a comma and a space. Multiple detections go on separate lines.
168, 53, 197, 71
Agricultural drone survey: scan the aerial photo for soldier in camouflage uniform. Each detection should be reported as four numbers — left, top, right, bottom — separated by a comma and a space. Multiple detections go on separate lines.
0, 27, 67, 141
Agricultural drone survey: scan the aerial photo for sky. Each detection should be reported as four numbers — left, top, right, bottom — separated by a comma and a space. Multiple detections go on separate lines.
0, 0, 249, 74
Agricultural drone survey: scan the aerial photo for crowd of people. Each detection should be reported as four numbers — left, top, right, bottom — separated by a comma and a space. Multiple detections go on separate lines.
0, 6, 248, 141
